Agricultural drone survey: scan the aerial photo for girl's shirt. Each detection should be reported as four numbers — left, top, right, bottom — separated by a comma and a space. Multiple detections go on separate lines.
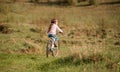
48, 24, 63, 35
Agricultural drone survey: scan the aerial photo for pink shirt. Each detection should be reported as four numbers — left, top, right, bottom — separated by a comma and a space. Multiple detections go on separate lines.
48, 24, 63, 35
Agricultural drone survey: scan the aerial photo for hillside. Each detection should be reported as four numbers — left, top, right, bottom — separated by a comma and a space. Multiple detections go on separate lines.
0, 2, 120, 72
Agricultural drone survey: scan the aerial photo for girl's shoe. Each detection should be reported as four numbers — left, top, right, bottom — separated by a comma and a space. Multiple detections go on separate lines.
54, 42, 58, 47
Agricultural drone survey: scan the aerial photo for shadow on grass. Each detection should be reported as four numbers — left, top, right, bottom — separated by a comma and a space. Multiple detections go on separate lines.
77, 4, 90, 7
77, 1, 120, 7
32, 2, 68, 6
36, 1, 120, 6
100, 1, 120, 5
39, 54, 104, 71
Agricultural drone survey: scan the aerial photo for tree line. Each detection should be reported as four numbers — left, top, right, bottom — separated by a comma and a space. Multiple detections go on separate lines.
29, 0, 98, 6
0, 0, 98, 6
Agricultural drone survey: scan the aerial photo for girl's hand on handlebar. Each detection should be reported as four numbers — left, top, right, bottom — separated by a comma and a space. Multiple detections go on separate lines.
59, 32, 63, 35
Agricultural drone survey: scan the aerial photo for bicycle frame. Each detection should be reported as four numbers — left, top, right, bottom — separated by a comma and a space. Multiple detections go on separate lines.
46, 37, 59, 57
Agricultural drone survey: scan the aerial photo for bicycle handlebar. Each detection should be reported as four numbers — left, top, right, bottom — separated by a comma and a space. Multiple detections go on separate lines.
59, 32, 64, 35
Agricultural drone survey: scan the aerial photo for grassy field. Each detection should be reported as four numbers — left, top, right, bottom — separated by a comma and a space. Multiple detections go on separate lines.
0, 1, 120, 72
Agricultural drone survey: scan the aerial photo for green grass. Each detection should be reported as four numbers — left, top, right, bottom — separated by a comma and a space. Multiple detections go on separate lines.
0, 53, 52, 72
0, 51, 119, 72
0, 23, 41, 52
0, 2, 120, 72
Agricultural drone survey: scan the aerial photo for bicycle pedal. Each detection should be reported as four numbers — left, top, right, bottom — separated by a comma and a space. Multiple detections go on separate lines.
51, 47, 55, 50
48, 47, 51, 50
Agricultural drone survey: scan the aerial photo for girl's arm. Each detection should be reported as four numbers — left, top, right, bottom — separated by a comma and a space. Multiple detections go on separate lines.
57, 25, 63, 33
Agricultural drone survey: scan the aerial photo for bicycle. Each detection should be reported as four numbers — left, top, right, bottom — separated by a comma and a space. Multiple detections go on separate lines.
46, 37, 60, 57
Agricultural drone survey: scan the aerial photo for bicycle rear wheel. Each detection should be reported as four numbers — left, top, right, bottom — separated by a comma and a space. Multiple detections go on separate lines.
46, 40, 52, 57
46, 39, 59, 57
52, 41, 59, 57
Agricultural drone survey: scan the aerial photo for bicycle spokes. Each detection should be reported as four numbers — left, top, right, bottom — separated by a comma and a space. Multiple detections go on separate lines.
46, 38, 59, 57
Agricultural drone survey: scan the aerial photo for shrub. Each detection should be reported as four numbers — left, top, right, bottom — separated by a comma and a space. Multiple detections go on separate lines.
29, 0, 39, 3
67, 0, 78, 6
0, 24, 13, 34
89, 0, 99, 5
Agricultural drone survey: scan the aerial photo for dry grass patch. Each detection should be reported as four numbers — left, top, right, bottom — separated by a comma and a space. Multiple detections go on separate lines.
20, 38, 42, 54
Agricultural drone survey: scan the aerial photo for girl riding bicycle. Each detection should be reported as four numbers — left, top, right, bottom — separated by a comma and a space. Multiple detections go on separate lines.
47, 19, 63, 47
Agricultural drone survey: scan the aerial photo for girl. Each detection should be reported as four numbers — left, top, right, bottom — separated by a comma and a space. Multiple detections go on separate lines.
47, 19, 63, 47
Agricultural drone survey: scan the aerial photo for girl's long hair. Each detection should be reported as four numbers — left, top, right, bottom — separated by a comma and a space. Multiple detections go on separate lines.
48, 19, 56, 33
48, 23, 53, 33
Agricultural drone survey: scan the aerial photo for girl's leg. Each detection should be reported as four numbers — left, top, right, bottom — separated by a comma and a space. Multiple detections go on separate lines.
48, 34, 58, 47
54, 35, 58, 47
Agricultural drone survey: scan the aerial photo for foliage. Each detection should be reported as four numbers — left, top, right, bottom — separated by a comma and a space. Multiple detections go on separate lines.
89, 0, 99, 5
67, 0, 78, 6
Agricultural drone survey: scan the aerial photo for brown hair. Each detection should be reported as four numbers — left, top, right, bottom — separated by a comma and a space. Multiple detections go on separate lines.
48, 23, 53, 33
51, 18, 56, 23
48, 19, 56, 33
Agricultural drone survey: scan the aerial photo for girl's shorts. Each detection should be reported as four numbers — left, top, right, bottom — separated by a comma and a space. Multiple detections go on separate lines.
48, 34, 58, 41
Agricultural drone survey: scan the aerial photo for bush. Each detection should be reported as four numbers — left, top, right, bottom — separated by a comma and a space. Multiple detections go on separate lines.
67, 0, 78, 6
89, 0, 99, 5
30, 0, 39, 3
0, 24, 13, 34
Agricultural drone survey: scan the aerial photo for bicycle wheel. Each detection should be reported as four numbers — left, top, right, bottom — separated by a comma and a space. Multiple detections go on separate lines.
46, 40, 52, 57
52, 41, 59, 57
